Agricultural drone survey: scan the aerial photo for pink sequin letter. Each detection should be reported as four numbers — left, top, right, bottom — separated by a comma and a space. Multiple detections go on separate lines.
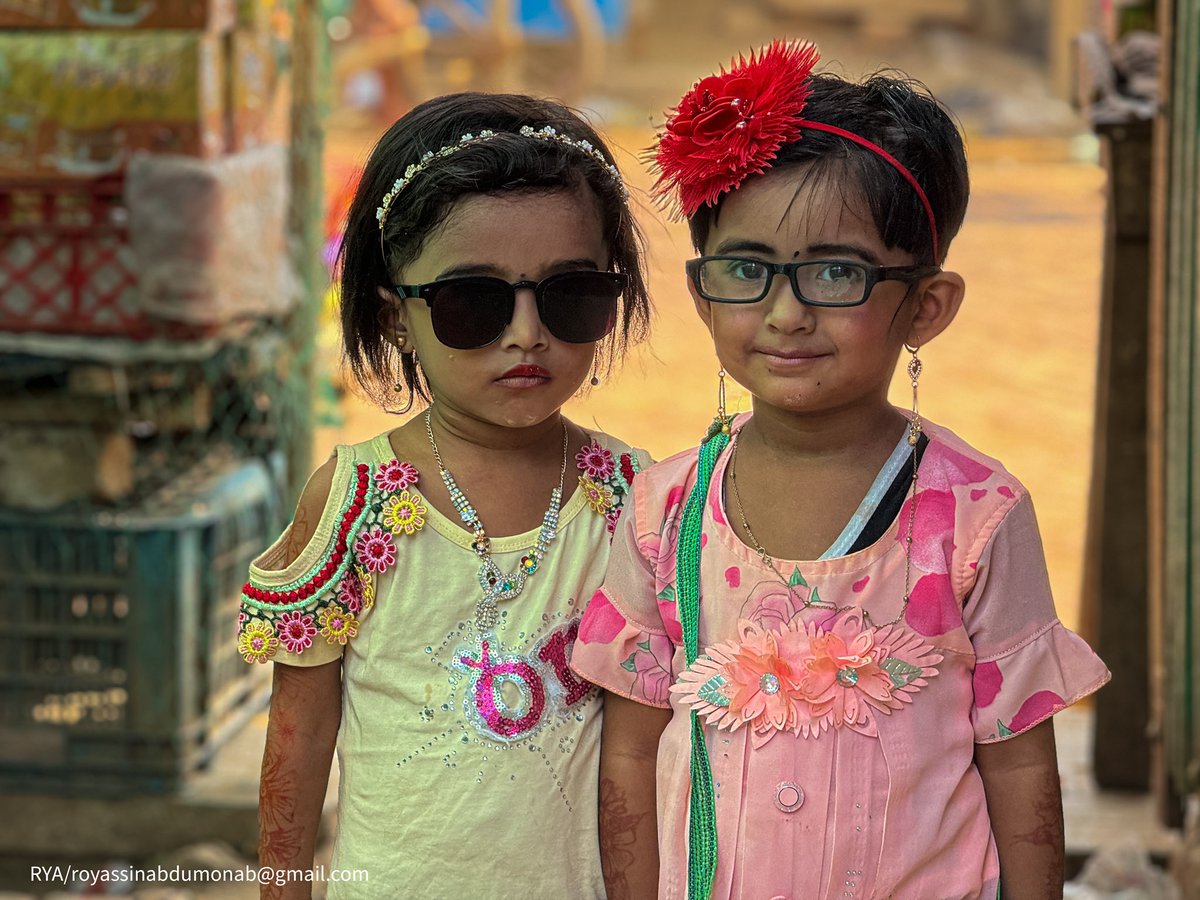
460, 641, 546, 738
536, 622, 593, 706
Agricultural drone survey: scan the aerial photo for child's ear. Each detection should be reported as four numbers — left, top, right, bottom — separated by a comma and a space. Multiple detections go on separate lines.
906, 270, 965, 347
688, 276, 716, 334
377, 286, 411, 350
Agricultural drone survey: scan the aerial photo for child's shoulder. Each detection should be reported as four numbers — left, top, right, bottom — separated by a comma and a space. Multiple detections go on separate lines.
921, 419, 1029, 500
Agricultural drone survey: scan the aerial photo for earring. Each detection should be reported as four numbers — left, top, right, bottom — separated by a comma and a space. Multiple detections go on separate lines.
905, 343, 923, 445
394, 335, 408, 393
704, 367, 733, 438
589, 359, 601, 387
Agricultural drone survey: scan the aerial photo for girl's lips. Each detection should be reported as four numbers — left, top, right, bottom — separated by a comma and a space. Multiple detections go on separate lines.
495, 364, 552, 387
756, 348, 829, 365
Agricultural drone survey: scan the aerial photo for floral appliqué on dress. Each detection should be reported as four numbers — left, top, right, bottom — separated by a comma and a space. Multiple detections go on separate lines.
673, 607, 942, 746
237, 458, 426, 663
577, 440, 641, 538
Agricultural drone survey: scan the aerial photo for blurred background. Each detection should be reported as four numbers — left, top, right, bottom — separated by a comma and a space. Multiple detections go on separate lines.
1, 0, 1197, 895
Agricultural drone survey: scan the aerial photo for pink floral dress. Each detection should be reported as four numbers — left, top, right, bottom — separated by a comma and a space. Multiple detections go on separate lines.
571, 416, 1110, 900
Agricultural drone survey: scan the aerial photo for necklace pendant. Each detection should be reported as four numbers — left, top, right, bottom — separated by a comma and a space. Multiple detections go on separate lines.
475, 598, 500, 630
479, 560, 527, 600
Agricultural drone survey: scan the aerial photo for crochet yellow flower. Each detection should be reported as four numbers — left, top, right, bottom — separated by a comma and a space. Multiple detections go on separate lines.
355, 563, 376, 611
383, 490, 427, 535
579, 475, 614, 514
238, 619, 279, 664
319, 603, 360, 645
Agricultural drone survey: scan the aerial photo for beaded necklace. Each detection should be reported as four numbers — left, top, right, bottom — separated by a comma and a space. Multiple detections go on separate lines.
424, 409, 568, 631
727, 424, 921, 627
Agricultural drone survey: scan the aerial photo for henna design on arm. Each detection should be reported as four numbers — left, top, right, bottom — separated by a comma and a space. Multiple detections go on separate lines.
599, 775, 651, 900
1012, 769, 1065, 894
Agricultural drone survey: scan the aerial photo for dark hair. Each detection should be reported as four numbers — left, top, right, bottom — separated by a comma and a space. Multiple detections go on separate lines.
687, 73, 969, 266
338, 92, 651, 409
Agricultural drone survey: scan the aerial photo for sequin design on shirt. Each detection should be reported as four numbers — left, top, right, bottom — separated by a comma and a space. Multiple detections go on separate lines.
576, 441, 642, 537
237, 458, 426, 663
406, 612, 600, 811
672, 607, 942, 746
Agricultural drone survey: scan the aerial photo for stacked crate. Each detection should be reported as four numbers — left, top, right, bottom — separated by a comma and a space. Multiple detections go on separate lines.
0, 0, 306, 791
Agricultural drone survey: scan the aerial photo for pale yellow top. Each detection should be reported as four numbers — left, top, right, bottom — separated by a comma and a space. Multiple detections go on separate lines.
240, 429, 649, 898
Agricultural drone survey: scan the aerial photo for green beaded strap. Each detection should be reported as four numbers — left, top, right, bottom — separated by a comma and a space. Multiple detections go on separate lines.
676, 416, 733, 900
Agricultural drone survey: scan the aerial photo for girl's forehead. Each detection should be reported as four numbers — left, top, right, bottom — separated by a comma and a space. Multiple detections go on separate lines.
409, 187, 607, 277
711, 167, 883, 252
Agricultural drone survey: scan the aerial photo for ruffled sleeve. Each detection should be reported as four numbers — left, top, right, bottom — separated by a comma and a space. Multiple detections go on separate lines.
236, 446, 383, 667
964, 493, 1111, 742
572, 474, 681, 709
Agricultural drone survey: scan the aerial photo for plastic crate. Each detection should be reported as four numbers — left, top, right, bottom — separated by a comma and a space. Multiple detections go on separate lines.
0, 177, 218, 340
0, 457, 282, 794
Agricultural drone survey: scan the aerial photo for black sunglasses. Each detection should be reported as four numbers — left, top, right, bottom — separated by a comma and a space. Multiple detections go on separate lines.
686, 256, 940, 307
394, 271, 625, 350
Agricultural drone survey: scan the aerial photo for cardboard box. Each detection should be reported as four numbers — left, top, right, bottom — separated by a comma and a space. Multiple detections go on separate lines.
0, 0, 234, 31
0, 32, 226, 178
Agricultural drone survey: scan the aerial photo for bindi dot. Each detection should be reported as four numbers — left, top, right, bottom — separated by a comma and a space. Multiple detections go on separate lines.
792, 250, 801, 259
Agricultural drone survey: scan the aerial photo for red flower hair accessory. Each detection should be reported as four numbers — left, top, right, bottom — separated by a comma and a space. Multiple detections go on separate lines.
653, 39, 940, 260
653, 40, 818, 218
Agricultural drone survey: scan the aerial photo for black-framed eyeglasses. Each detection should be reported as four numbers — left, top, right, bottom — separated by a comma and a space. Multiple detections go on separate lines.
685, 256, 940, 307
394, 271, 625, 350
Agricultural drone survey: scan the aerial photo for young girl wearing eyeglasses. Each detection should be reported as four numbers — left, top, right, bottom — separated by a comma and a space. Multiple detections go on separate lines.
572, 42, 1109, 899
236, 92, 652, 898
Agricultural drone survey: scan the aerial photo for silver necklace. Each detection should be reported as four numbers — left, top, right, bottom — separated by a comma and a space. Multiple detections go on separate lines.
424, 409, 568, 630
728, 427, 920, 628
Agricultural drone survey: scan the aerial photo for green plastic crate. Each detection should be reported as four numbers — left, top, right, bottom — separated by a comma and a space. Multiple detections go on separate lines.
0, 457, 282, 794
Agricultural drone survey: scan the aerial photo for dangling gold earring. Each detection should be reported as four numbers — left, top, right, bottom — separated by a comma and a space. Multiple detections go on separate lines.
705, 367, 733, 438
905, 343, 923, 445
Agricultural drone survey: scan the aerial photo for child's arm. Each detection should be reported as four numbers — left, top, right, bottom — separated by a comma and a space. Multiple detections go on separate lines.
259, 658, 342, 900
974, 719, 1063, 898
599, 692, 671, 900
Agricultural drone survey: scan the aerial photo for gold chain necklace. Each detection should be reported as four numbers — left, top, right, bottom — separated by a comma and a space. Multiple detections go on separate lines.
727, 428, 920, 627
425, 409, 569, 630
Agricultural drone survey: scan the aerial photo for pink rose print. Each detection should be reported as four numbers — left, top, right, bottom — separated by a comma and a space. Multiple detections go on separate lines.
973, 661, 1003, 708
904, 572, 960, 637
576, 442, 616, 479
898, 488, 956, 575
740, 577, 807, 632
578, 590, 628, 644
1007, 690, 1066, 734
639, 526, 679, 596
725, 566, 741, 588
354, 527, 396, 574
621, 633, 675, 705
375, 459, 418, 492
656, 597, 683, 645
276, 610, 318, 654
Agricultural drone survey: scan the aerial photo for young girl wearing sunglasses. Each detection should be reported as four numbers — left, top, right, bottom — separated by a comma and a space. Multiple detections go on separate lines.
237, 92, 651, 897
572, 43, 1108, 899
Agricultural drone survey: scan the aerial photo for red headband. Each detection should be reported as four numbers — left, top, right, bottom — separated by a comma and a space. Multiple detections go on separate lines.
652, 40, 940, 261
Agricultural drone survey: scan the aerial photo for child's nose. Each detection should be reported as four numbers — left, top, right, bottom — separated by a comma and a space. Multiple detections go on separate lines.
763, 276, 815, 333
501, 288, 550, 350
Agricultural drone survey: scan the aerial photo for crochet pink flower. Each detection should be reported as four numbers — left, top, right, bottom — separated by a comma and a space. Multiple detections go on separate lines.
276, 610, 318, 654
576, 442, 616, 479
375, 459, 419, 493
354, 527, 396, 573
337, 568, 366, 614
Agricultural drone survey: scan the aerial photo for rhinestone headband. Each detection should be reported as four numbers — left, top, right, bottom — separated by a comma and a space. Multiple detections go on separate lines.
376, 125, 629, 230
